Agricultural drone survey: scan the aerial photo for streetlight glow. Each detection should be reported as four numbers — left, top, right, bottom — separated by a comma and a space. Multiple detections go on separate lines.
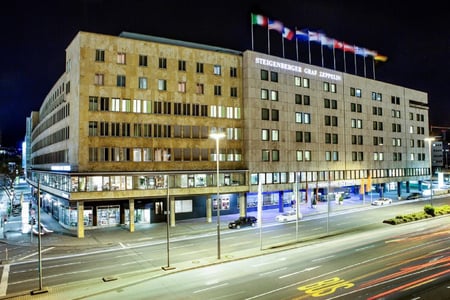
210, 131, 225, 260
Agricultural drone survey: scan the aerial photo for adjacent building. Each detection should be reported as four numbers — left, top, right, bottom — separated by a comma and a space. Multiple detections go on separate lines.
26, 31, 430, 238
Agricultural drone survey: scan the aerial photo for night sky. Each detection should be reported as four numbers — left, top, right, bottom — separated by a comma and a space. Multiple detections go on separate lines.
1, 0, 448, 148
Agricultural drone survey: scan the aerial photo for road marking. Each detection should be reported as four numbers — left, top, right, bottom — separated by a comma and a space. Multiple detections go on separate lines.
279, 266, 321, 279
0, 264, 9, 296
17, 247, 55, 261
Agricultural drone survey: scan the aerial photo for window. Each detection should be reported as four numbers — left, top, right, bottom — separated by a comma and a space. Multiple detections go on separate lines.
261, 129, 269, 141
138, 77, 147, 89
302, 78, 310, 88
139, 55, 147, 67
230, 67, 238, 77
121, 99, 131, 112
95, 73, 104, 85
178, 82, 186, 93
89, 96, 98, 111
324, 98, 330, 108
131, 99, 141, 113
89, 121, 98, 136
371, 92, 382, 101
213, 65, 221, 75
159, 57, 167, 69
230, 87, 238, 98
261, 108, 270, 120
304, 95, 310, 105
294, 76, 301, 86
95, 49, 105, 62
117, 53, 126, 64
270, 90, 278, 101
330, 83, 337, 93
178, 60, 186, 71
196, 62, 204, 73
296, 112, 303, 123
270, 71, 278, 82
111, 98, 120, 112
100, 97, 109, 111
117, 75, 126, 87
272, 130, 279, 141
261, 89, 269, 100
262, 150, 270, 161
214, 85, 222, 96
271, 109, 279, 121
295, 94, 302, 104
296, 150, 303, 161
296, 131, 303, 142
272, 150, 279, 161
323, 82, 330, 92
196, 83, 204, 94
261, 70, 269, 80
158, 79, 167, 91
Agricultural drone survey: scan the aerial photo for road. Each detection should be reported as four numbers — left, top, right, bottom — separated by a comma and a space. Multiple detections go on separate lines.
0, 197, 449, 298
14, 211, 448, 300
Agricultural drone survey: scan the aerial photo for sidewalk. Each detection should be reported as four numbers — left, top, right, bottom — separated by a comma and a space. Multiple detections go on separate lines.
0, 193, 382, 249
0, 184, 424, 250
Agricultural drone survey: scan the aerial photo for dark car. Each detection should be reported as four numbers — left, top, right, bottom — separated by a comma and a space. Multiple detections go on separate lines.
228, 216, 257, 229
405, 192, 422, 200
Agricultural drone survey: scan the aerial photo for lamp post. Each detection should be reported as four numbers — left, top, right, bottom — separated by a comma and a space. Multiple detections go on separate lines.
425, 137, 435, 206
210, 132, 225, 260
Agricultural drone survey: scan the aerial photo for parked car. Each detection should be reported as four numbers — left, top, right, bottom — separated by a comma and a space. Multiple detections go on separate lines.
371, 197, 393, 206
405, 192, 422, 200
228, 216, 257, 229
276, 210, 302, 222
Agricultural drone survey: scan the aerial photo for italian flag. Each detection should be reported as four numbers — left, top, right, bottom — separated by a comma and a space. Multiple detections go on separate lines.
251, 14, 268, 27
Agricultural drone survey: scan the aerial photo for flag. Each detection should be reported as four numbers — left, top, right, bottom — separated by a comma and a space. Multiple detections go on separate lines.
282, 27, 295, 40
320, 35, 335, 48
374, 54, 388, 62
355, 46, 367, 56
343, 43, 355, 53
295, 29, 309, 41
308, 31, 322, 43
365, 49, 378, 57
251, 14, 268, 26
268, 19, 284, 33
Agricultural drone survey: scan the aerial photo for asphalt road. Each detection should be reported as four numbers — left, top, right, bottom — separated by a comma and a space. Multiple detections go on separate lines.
21, 212, 448, 300
1, 197, 449, 299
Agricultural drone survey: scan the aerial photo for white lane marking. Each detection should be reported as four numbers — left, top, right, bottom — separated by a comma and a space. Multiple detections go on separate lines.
193, 282, 229, 294
0, 264, 10, 296
279, 265, 321, 279
17, 247, 55, 261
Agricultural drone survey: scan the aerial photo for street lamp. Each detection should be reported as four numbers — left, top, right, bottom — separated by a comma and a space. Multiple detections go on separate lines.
210, 131, 225, 260
425, 137, 435, 206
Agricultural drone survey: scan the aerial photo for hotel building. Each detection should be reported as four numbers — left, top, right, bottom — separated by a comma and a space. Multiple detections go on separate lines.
26, 31, 430, 238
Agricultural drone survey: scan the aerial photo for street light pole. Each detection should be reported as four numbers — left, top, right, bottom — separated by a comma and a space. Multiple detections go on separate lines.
425, 137, 435, 206
210, 132, 225, 260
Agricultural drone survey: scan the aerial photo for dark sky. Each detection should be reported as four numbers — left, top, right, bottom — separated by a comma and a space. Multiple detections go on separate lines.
1, 0, 448, 148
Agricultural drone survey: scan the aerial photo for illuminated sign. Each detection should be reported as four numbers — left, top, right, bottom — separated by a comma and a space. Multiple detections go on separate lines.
51, 165, 71, 171
255, 57, 342, 81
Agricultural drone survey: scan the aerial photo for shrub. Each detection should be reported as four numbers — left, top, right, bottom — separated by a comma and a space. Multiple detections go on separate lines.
424, 205, 435, 216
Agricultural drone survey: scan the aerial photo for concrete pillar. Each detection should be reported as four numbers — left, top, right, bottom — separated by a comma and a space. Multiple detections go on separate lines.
239, 193, 246, 217
129, 199, 135, 233
397, 182, 402, 199
170, 196, 175, 227
206, 197, 212, 223
77, 201, 84, 238
406, 181, 410, 193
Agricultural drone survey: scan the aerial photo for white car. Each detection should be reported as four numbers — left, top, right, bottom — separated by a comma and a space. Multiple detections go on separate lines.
371, 197, 393, 206
276, 210, 303, 222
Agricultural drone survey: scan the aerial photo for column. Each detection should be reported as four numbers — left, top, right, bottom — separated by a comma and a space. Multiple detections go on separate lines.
77, 201, 84, 238
397, 182, 402, 199
129, 199, 135, 233
206, 197, 212, 223
170, 196, 175, 227
239, 193, 246, 217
